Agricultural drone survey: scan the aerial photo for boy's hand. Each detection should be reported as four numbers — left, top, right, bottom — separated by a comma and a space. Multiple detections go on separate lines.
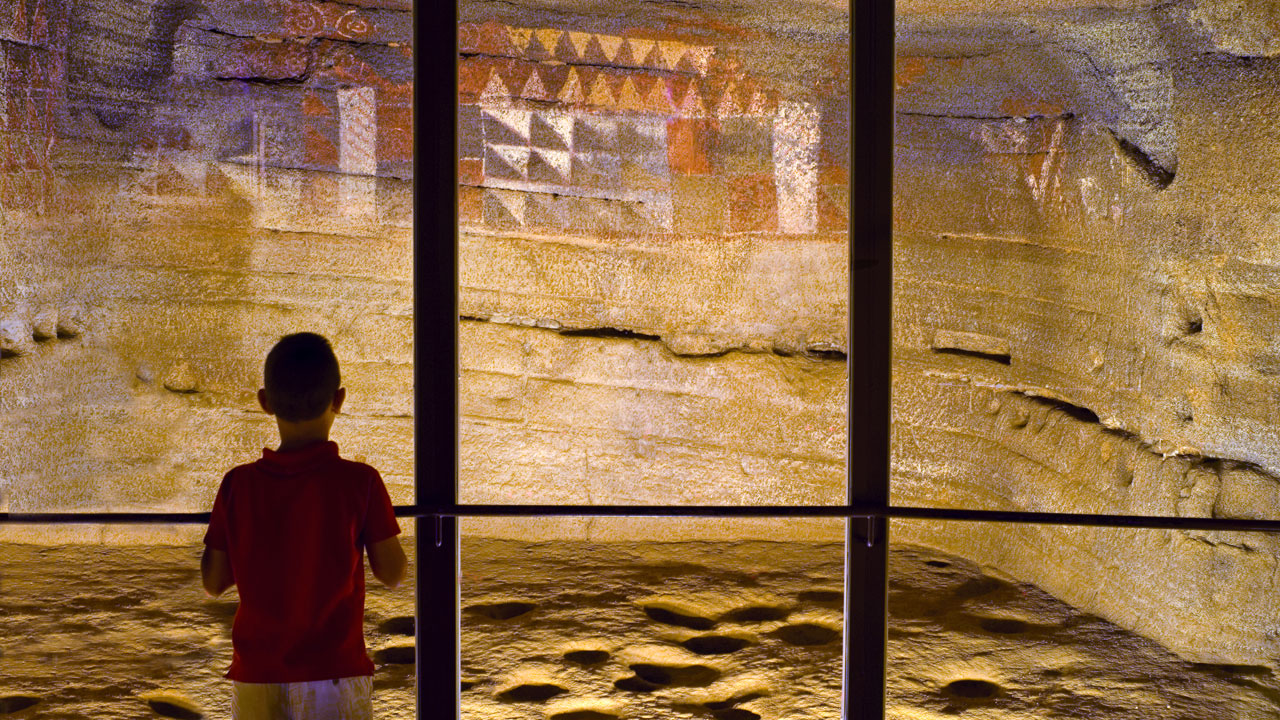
201, 546, 235, 597
367, 536, 408, 589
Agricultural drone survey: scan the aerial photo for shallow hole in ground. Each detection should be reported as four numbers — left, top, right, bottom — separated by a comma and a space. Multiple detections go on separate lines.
0, 697, 39, 714
630, 663, 720, 688
643, 605, 716, 630
943, 679, 1001, 700
953, 577, 1004, 601
1192, 663, 1274, 679
798, 589, 843, 606
549, 711, 618, 720
497, 683, 567, 702
377, 616, 414, 636
564, 649, 611, 666
373, 645, 416, 664
146, 699, 202, 720
201, 601, 238, 622
466, 601, 536, 620
722, 605, 790, 623
704, 691, 766, 710
613, 676, 661, 693
925, 560, 950, 568
681, 635, 752, 655
772, 623, 840, 646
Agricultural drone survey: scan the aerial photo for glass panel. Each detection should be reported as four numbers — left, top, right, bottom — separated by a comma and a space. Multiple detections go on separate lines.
461, 517, 844, 718
889, 521, 1280, 716
0, 530, 418, 718
457, 1, 850, 505
892, 6, 1280, 517
0, 1, 414, 516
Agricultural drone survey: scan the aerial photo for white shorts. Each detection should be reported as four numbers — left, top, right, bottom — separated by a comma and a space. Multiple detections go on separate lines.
231, 676, 373, 720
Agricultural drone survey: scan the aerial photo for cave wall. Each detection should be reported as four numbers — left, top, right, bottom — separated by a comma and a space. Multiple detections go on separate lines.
0, 0, 852, 545
892, 0, 1280, 666
0, 0, 415, 543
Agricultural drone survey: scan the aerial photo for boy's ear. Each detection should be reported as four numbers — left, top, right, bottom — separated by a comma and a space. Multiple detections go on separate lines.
332, 387, 346, 413
257, 388, 273, 415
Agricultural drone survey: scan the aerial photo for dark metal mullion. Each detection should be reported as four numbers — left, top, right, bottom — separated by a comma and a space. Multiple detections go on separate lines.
416, 2, 459, 717
848, 0, 895, 718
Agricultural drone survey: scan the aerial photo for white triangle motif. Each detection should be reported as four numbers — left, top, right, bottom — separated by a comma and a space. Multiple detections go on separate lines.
532, 109, 574, 149
480, 70, 511, 102
532, 149, 571, 180
483, 107, 532, 141
521, 69, 547, 99
487, 144, 531, 177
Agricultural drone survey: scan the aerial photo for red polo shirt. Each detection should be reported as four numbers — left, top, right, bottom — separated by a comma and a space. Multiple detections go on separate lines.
203, 441, 401, 682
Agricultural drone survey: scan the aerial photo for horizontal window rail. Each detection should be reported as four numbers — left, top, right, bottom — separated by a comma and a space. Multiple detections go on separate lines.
4, 505, 1280, 533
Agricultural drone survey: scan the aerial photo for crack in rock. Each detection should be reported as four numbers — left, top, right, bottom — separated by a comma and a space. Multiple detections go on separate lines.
460, 315, 847, 361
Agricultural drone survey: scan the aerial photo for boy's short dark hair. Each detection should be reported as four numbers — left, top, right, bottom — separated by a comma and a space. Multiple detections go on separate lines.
263, 332, 341, 422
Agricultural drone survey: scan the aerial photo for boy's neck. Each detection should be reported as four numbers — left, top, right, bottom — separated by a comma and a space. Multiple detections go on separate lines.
274, 417, 334, 453
275, 436, 329, 453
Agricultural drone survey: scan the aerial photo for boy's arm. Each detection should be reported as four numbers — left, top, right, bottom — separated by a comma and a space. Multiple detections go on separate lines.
201, 546, 235, 597
366, 536, 407, 589
203, 470, 235, 597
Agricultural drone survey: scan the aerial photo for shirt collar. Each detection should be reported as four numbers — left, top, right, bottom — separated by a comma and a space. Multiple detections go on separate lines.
260, 440, 339, 470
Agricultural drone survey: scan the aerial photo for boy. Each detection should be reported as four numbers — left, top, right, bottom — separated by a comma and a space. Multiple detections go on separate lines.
201, 332, 408, 720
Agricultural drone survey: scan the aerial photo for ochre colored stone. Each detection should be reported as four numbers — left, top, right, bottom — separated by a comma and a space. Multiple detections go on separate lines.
672, 175, 729, 234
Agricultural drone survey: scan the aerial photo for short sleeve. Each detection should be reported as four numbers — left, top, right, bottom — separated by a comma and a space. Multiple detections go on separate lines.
360, 468, 401, 546
203, 472, 233, 551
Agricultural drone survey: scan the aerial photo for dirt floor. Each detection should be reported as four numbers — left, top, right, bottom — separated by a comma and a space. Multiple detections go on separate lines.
1, 539, 1278, 719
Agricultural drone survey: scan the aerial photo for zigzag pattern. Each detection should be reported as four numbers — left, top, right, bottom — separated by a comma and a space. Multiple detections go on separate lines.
459, 21, 714, 76
481, 187, 672, 233
460, 57, 779, 118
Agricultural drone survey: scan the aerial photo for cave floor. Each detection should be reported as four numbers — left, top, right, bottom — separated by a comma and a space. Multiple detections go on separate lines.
1, 539, 1277, 719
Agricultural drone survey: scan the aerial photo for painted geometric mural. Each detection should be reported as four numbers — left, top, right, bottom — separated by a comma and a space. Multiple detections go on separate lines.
458, 20, 848, 237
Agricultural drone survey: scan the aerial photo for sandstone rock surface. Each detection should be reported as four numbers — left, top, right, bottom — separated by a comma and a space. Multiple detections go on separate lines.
0, 0, 852, 547
893, 0, 1280, 668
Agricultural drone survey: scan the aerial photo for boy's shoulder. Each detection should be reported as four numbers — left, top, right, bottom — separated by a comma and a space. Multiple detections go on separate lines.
329, 454, 384, 478
218, 448, 383, 484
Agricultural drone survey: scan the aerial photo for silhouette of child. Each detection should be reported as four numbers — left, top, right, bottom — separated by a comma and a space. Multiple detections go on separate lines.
202, 332, 407, 720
